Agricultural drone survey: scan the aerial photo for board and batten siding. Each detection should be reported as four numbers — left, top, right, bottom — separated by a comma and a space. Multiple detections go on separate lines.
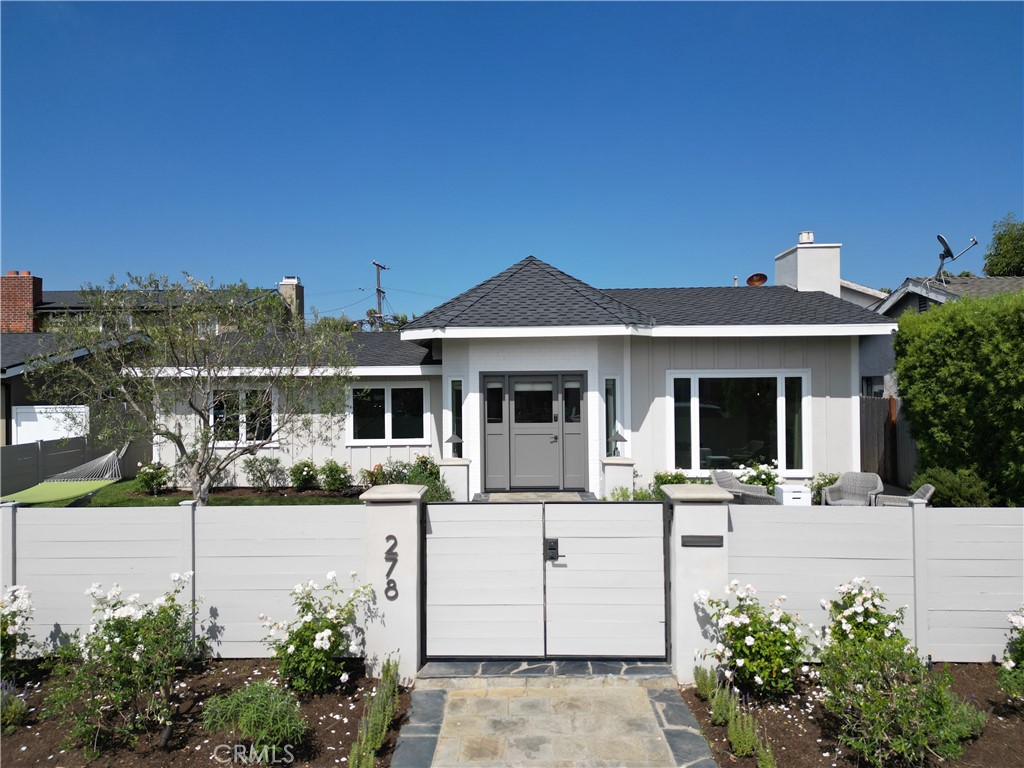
727, 505, 1023, 661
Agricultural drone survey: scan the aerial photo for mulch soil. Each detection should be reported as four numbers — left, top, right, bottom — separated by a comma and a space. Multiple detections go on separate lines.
680, 663, 1023, 768
1, 658, 409, 768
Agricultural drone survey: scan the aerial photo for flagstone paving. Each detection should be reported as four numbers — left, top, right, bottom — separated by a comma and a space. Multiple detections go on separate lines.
391, 661, 714, 768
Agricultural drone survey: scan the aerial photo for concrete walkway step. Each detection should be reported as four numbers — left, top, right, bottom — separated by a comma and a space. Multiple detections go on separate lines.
391, 662, 714, 768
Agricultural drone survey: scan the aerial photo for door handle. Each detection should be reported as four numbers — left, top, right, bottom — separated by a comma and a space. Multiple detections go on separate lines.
550, 435, 558, 443
544, 538, 563, 561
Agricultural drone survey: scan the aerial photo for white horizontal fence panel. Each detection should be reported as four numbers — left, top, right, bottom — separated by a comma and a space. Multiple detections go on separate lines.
11, 507, 189, 649
194, 506, 366, 658
921, 507, 1024, 662
425, 503, 544, 657
545, 503, 666, 657
728, 506, 916, 644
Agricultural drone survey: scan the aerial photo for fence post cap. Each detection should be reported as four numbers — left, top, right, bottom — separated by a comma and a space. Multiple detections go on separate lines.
360, 484, 428, 503
661, 484, 733, 504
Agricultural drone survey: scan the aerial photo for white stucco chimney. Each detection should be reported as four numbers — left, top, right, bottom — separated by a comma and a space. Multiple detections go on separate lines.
774, 231, 841, 296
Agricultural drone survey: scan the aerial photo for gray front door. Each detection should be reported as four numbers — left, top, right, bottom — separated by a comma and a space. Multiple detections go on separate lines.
510, 376, 560, 488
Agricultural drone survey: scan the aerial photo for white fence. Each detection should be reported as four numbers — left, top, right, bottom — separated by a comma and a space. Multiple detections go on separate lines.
2, 496, 1022, 683
729, 505, 1023, 662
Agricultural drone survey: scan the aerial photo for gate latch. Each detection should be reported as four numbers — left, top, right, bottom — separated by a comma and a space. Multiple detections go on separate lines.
544, 538, 563, 562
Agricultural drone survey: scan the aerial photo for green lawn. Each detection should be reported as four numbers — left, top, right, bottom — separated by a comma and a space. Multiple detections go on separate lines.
27, 477, 364, 507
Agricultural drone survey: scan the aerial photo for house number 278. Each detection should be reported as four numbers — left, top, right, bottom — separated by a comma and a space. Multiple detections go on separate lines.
384, 535, 399, 601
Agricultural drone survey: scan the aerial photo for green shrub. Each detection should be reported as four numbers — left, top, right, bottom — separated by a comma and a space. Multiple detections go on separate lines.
288, 460, 320, 491
696, 582, 807, 698
262, 572, 372, 694
810, 472, 840, 505
998, 605, 1024, 698
710, 686, 738, 726
756, 739, 778, 768
320, 459, 353, 493
43, 575, 205, 755
911, 467, 992, 507
136, 462, 171, 495
727, 708, 759, 757
694, 665, 717, 702
819, 627, 986, 767
652, 471, 689, 499
1, 680, 30, 735
361, 456, 452, 502
348, 657, 401, 768
242, 456, 286, 493
202, 681, 307, 762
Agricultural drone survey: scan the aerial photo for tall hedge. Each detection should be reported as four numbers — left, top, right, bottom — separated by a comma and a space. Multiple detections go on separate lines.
893, 291, 1024, 506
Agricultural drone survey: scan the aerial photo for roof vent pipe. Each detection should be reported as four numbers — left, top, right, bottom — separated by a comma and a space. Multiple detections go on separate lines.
798, 231, 814, 245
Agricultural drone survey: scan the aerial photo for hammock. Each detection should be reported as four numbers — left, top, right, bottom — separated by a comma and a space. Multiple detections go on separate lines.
4, 445, 127, 506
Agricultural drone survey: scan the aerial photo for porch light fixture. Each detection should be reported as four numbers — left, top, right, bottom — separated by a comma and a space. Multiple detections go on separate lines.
611, 431, 627, 456
445, 434, 463, 458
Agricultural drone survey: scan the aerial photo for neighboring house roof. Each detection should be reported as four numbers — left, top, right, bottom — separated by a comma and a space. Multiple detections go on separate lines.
1, 333, 90, 378
346, 332, 437, 368
403, 255, 894, 340
875, 275, 1024, 316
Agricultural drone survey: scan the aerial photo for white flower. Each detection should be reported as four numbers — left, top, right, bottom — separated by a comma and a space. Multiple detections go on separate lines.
326, 571, 337, 581
340, 672, 349, 683
754, 675, 763, 685
744, 636, 755, 647
287, 645, 295, 654
736, 658, 745, 667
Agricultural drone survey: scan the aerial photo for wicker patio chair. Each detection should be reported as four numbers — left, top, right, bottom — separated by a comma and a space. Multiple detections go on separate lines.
875, 483, 936, 507
822, 472, 884, 506
710, 470, 780, 505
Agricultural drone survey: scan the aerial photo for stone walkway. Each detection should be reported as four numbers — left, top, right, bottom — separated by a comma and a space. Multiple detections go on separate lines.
391, 662, 714, 768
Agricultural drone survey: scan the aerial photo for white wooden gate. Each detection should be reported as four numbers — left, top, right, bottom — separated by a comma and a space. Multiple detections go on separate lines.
425, 502, 667, 658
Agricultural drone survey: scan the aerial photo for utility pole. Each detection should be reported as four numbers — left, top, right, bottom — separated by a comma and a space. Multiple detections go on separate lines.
371, 260, 389, 331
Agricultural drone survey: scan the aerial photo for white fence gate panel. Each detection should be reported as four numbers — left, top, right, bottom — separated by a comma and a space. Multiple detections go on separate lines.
545, 503, 666, 657
425, 504, 545, 656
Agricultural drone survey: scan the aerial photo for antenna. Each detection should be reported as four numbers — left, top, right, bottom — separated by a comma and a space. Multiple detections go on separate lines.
933, 234, 979, 281
746, 273, 768, 287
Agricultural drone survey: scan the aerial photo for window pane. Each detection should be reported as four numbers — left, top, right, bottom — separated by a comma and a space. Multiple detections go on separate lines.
698, 378, 777, 469
353, 388, 385, 439
785, 377, 803, 469
486, 382, 504, 424
392, 387, 424, 439
563, 380, 582, 424
605, 379, 617, 456
673, 378, 691, 469
246, 389, 272, 442
514, 382, 553, 423
213, 391, 239, 442
451, 380, 463, 458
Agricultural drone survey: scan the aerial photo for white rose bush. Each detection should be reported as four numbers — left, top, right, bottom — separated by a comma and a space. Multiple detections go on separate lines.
43, 573, 205, 755
262, 572, 373, 694
997, 605, 1024, 698
695, 580, 806, 698
1, 585, 35, 661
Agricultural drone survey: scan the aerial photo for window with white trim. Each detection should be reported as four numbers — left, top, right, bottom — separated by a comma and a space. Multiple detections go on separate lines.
212, 388, 273, 445
350, 382, 429, 444
669, 372, 808, 473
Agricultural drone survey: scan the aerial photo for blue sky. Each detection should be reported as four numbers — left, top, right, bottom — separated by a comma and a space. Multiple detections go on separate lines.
3, 2, 1022, 319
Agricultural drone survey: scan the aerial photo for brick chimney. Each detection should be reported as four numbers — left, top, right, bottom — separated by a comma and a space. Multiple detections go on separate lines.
278, 275, 304, 322
1, 270, 43, 333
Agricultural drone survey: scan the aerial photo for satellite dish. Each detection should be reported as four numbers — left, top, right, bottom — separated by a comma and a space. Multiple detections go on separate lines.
746, 273, 768, 287
933, 234, 979, 280
937, 234, 955, 261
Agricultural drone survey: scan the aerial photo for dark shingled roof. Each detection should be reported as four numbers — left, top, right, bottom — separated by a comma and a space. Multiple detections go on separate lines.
405, 255, 892, 330
916, 275, 1024, 299
603, 286, 893, 326
1, 333, 64, 373
403, 256, 655, 329
346, 332, 437, 367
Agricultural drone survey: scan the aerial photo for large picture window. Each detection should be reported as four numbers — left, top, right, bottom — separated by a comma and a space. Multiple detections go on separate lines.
350, 383, 429, 444
670, 372, 808, 473
212, 388, 273, 444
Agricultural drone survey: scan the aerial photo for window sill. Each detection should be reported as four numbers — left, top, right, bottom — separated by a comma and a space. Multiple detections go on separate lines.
347, 438, 432, 448
213, 441, 280, 450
